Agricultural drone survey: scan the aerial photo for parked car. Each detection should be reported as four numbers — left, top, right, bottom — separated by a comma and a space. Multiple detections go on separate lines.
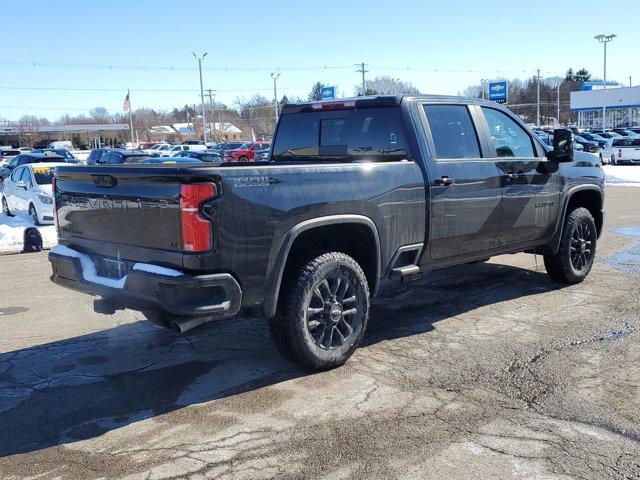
209, 142, 245, 155
31, 148, 81, 164
1, 162, 67, 224
86, 148, 111, 165
577, 132, 610, 149
136, 142, 157, 150
140, 157, 203, 164
574, 135, 600, 154
0, 149, 22, 167
590, 131, 623, 140
254, 146, 271, 162
171, 150, 223, 164
158, 144, 207, 157
611, 138, 640, 164
49, 95, 605, 370
47, 140, 73, 150
223, 141, 271, 162
612, 128, 640, 138
0, 153, 65, 182
94, 149, 154, 164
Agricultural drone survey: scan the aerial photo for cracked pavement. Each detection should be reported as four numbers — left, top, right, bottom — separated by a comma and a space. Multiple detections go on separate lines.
0, 186, 639, 479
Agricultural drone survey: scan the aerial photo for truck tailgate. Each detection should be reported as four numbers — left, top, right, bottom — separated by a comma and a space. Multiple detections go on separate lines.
54, 166, 182, 251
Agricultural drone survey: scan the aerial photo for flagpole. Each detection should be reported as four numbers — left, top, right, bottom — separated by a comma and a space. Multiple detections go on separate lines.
127, 89, 134, 147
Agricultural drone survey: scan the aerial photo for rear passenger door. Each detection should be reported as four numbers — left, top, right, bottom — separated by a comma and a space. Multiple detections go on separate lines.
419, 103, 503, 261
478, 107, 560, 246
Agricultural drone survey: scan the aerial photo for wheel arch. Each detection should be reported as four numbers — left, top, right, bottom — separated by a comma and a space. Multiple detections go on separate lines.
542, 185, 604, 255
262, 215, 381, 319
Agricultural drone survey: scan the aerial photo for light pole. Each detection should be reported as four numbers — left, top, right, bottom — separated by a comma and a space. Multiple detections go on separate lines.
594, 34, 616, 129
536, 69, 541, 126
193, 52, 208, 144
271, 72, 281, 124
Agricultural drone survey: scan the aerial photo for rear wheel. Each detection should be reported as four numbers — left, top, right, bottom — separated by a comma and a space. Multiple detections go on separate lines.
268, 252, 370, 370
2, 196, 13, 217
611, 154, 617, 165
544, 207, 597, 284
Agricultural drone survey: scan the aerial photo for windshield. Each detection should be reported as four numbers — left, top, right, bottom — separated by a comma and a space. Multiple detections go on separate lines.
31, 166, 55, 185
272, 107, 408, 162
197, 153, 222, 162
123, 154, 152, 163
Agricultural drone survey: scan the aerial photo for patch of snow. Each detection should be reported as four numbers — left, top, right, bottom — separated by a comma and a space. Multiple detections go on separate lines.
50, 244, 126, 289
132, 263, 184, 277
603, 165, 640, 187
0, 213, 57, 255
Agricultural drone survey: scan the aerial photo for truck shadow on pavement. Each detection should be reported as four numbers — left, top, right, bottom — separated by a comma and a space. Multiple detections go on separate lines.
0, 261, 561, 457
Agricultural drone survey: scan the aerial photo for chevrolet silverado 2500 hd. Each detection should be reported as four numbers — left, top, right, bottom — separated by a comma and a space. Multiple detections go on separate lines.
49, 95, 605, 369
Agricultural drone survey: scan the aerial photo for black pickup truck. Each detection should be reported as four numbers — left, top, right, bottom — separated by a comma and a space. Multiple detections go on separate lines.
49, 95, 605, 369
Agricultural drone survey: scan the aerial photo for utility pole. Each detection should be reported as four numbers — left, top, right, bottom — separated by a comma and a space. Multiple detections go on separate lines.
556, 83, 561, 126
192, 52, 208, 144
536, 69, 541, 126
356, 62, 368, 95
595, 34, 616, 130
205, 88, 216, 139
630, 76, 632, 87
271, 72, 281, 124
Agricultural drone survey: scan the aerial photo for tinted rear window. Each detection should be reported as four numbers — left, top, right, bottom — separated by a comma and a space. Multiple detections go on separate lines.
272, 107, 408, 162
423, 105, 481, 159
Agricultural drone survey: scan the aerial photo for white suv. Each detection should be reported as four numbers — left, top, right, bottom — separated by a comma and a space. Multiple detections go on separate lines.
1, 162, 66, 225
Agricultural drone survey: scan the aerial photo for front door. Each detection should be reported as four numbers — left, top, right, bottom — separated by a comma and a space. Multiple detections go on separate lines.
419, 103, 503, 261
478, 106, 560, 246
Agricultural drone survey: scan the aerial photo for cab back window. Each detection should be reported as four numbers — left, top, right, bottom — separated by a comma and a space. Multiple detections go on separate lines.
272, 107, 408, 162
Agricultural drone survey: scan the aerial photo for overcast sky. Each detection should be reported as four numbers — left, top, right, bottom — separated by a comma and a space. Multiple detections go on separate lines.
1, 0, 639, 120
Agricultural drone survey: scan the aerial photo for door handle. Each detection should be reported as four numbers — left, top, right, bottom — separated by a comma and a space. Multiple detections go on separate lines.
434, 176, 454, 186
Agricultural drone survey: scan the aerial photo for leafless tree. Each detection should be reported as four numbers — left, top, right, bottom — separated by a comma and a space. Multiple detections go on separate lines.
356, 76, 420, 96
17, 115, 45, 148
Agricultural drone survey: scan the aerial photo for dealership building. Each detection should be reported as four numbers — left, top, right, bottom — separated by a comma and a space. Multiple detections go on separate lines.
570, 85, 640, 129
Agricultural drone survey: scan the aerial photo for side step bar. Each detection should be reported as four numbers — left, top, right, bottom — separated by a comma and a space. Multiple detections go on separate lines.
388, 243, 423, 278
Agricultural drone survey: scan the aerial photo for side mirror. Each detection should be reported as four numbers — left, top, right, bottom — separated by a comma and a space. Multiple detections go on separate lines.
16, 180, 27, 189
552, 128, 574, 163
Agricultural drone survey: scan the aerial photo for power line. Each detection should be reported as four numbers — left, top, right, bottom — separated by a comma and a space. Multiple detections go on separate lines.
0, 59, 565, 76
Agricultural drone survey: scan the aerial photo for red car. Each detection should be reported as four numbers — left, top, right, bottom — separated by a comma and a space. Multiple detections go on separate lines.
224, 141, 271, 162
137, 142, 157, 150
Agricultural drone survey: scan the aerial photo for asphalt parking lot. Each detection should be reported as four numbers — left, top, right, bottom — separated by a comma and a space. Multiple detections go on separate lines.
0, 186, 639, 479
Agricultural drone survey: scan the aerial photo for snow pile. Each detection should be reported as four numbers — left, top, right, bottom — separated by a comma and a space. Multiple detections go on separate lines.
0, 213, 57, 254
132, 263, 184, 277
603, 165, 640, 187
50, 244, 126, 289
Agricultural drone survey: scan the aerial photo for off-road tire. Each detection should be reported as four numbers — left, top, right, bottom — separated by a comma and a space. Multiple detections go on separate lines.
268, 252, 370, 370
544, 207, 597, 284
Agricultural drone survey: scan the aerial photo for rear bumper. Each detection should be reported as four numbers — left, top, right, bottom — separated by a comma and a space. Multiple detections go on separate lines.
49, 248, 242, 318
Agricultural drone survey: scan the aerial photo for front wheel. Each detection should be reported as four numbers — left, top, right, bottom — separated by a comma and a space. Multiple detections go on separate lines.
544, 207, 597, 284
268, 252, 370, 370
29, 204, 41, 226
1, 196, 13, 217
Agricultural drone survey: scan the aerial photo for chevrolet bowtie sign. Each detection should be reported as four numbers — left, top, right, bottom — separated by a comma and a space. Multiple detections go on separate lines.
488, 81, 508, 103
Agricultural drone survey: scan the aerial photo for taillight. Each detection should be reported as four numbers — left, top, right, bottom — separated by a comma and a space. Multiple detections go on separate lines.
52, 176, 58, 232
618, 149, 622, 158
180, 183, 217, 253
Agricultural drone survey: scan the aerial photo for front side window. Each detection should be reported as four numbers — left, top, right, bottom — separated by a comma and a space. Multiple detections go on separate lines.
481, 107, 535, 158
423, 105, 481, 159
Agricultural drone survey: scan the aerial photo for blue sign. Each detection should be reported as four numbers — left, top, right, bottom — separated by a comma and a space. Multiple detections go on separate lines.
488, 81, 508, 103
321, 86, 335, 100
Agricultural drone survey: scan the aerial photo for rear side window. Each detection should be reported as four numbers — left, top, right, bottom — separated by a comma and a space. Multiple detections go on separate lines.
10, 167, 23, 181
481, 107, 535, 158
272, 107, 408, 162
423, 105, 481, 159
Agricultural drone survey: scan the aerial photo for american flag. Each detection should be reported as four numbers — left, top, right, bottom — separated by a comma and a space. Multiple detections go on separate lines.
122, 91, 130, 112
